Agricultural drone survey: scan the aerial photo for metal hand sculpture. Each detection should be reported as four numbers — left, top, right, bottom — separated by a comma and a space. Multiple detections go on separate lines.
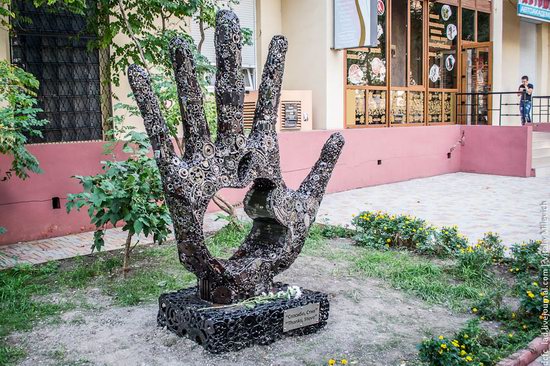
128, 10, 345, 305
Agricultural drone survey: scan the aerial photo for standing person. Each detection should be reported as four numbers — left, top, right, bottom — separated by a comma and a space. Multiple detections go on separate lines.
518, 76, 534, 125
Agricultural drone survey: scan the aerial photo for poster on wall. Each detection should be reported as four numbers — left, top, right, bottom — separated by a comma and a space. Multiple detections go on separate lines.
334, 0, 378, 49
517, 0, 550, 23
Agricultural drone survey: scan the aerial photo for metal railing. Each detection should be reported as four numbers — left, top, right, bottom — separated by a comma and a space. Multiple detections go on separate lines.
455, 91, 550, 126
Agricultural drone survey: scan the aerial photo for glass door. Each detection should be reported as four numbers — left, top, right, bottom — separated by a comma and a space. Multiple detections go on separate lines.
459, 44, 492, 125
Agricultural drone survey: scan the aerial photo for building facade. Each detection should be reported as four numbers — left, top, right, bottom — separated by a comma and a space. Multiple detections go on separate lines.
0, 0, 548, 245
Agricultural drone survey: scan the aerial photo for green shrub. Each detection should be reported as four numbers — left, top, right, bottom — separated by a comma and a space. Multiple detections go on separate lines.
352, 211, 477, 258
516, 271, 548, 326
319, 224, 354, 239
434, 226, 469, 257
508, 240, 545, 275
455, 245, 494, 283
352, 211, 435, 251
418, 319, 491, 366
66, 129, 172, 272
471, 290, 511, 322
419, 318, 538, 366
478, 232, 505, 264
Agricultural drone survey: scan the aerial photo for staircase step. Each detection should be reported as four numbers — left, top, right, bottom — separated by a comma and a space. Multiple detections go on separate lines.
532, 139, 550, 149
532, 147, 550, 159
532, 132, 550, 142
532, 156, 550, 167
534, 165, 550, 177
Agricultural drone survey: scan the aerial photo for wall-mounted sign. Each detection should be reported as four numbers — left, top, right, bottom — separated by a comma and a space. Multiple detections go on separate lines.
518, 0, 550, 23
334, 0, 378, 49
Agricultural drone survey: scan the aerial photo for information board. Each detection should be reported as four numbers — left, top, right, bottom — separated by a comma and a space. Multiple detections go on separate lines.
334, 0, 378, 49
518, 0, 550, 23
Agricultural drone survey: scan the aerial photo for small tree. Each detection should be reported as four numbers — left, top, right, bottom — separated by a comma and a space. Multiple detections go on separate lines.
66, 128, 172, 273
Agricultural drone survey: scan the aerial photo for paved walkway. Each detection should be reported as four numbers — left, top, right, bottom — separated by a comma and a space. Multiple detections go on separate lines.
318, 172, 550, 248
0, 213, 233, 269
1, 173, 549, 269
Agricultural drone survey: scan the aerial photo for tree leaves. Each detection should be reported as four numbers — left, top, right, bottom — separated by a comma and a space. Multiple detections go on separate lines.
0, 61, 48, 181
66, 129, 172, 251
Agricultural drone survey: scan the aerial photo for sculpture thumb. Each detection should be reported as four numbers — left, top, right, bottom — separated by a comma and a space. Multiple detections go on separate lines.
298, 132, 345, 202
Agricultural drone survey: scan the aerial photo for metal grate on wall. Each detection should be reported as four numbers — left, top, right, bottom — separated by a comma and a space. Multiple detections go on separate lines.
10, 1, 109, 143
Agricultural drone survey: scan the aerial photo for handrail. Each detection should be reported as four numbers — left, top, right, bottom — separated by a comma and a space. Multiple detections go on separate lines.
454, 91, 550, 126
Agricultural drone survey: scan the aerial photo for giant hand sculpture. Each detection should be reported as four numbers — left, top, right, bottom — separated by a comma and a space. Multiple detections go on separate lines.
128, 10, 345, 305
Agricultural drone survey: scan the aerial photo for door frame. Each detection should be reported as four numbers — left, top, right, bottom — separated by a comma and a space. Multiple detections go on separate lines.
459, 41, 493, 125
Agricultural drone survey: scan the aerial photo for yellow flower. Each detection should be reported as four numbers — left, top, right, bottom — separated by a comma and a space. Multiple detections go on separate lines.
386, 238, 391, 243
466, 356, 473, 362
480, 316, 486, 321
441, 344, 447, 349
460, 350, 467, 356
527, 291, 535, 298
452, 340, 459, 347
523, 325, 528, 329
508, 333, 513, 338
533, 282, 539, 287
461, 345, 466, 349
329, 359, 336, 365
463, 334, 469, 339
512, 312, 516, 319
471, 308, 478, 313
341, 360, 348, 365
352, 214, 355, 218
544, 298, 549, 304
438, 335, 444, 340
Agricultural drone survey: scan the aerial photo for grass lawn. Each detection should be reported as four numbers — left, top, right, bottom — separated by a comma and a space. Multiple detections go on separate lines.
0, 220, 545, 365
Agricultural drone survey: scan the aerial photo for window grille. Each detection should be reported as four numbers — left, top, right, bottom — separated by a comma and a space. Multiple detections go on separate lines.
10, 1, 109, 143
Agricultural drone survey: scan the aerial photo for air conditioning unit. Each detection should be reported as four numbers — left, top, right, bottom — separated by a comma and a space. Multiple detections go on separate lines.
243, 90, 313, 132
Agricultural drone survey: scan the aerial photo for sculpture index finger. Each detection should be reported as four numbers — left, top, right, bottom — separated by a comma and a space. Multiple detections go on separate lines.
128, 64, 179, 168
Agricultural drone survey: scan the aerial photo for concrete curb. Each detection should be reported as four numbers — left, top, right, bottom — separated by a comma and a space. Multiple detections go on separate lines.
496, 337, 549, 366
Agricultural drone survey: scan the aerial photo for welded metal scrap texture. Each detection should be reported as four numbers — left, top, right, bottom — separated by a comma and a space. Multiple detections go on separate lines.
128, 10, 345, 305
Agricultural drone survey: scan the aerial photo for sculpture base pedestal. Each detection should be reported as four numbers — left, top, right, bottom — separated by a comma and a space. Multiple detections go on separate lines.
157, 285, 330, 353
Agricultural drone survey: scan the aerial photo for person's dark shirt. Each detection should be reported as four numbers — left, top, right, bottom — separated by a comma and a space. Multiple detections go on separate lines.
519, 83, 534, 101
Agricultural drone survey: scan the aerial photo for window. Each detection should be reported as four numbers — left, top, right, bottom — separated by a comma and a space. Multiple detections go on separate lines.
462, 8, 475, 41
410, 0, 424, 86
391, 0, 407, 87
477, 12, 491, 42
428, 2, 458, 90
10, 1, 105, 143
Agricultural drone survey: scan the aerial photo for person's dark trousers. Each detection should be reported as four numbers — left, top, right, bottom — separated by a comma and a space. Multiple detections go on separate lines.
520, 100, 532, 125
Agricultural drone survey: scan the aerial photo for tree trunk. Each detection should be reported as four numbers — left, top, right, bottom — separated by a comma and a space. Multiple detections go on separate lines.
212, 194, 243, 230
123, 231, 133, 276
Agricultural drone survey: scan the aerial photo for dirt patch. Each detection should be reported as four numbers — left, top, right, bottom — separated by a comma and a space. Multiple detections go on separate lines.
9, 255, 470, 366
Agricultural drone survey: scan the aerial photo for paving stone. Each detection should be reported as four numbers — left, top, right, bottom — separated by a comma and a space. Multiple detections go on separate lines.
1, 173, 549, 269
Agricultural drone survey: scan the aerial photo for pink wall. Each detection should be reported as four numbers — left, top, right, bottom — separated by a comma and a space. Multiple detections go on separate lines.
533, 124, 550, 132
459, 125, 532, 177
0, 125, 533, 245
